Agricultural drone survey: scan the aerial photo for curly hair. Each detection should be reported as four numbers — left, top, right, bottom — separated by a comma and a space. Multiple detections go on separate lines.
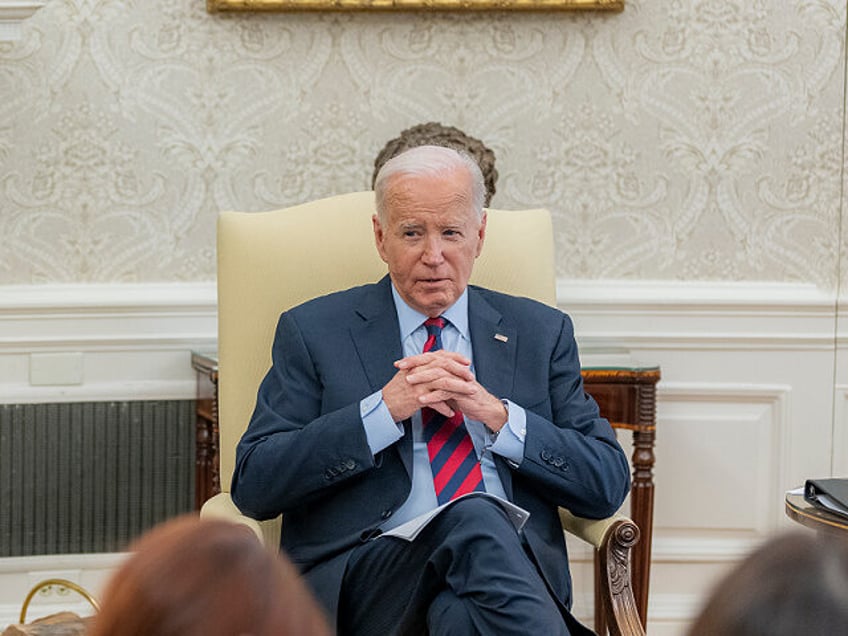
373, 122, 498, 207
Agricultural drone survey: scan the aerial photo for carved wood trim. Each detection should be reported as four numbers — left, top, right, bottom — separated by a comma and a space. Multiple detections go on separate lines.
599, 519, 645, 636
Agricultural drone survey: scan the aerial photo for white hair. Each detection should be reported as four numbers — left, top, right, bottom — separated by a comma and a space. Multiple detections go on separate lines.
373, 145, 486, 224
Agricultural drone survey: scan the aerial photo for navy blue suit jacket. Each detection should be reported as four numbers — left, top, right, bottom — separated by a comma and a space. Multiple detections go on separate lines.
232, 275, 630, 620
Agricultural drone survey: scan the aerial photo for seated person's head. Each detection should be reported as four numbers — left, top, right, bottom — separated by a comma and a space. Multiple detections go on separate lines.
372, 145, 488, 318
91, 515, 332, 636
687, 531, 848, 636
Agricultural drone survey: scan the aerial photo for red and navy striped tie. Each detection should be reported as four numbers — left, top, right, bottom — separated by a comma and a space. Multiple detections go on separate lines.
421, 317, 484, 504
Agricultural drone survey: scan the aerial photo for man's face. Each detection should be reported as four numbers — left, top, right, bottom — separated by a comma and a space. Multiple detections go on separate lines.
373, 167, 486, 317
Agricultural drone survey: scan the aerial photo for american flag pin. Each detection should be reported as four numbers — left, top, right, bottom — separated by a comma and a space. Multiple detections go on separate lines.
494, 333, 509, 343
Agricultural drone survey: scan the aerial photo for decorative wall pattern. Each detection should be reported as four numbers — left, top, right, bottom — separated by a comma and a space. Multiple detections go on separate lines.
0, 0, 845, 287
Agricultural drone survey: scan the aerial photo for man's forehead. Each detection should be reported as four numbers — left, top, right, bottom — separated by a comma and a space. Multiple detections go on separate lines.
394, 214, 473, 227
381, 169, 479, 224
389, 202, 477, 225
387, 165, 471, 192
387, 180, 472, 210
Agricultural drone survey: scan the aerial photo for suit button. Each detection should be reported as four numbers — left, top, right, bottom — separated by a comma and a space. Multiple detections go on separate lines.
381, 509, 393, 520
553, 457, 564, 468
541, 450, 552, 462
324, 469, 334, 480
345, 459, 356, 470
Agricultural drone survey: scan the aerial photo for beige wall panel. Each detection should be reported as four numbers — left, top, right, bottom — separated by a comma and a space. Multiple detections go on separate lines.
653, 388, 786, 532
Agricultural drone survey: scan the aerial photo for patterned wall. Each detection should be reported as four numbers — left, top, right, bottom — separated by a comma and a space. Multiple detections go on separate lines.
0, 0, 845, 287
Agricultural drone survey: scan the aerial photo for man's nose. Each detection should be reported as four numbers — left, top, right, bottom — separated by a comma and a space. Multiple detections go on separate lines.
421, 235, 445, 264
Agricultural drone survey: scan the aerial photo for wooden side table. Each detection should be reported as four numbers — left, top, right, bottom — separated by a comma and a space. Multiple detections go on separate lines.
191, 351, 220, 511
582, 364, 661, 634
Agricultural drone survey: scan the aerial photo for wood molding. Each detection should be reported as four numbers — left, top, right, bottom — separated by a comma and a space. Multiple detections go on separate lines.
0, 0, 48, 41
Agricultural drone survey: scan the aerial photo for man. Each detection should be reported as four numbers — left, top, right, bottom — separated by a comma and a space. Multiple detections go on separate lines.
232, 145, 630, 635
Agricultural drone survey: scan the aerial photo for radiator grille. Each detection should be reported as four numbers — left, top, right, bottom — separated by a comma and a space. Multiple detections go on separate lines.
0, 400, 195, 556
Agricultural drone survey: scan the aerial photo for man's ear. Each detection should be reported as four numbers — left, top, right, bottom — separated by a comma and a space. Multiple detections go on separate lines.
475, 211, 487, 258
373, 214, 389, 263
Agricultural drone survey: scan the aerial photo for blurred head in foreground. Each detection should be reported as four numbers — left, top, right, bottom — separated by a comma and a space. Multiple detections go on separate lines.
687, 530, 848, 636
91, 515, 332, 636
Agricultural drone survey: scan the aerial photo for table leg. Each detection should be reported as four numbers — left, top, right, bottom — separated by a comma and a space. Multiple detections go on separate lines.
629, 382, 657, 627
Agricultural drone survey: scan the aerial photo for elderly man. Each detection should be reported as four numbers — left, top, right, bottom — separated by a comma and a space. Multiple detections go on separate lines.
232, 145, 630, 635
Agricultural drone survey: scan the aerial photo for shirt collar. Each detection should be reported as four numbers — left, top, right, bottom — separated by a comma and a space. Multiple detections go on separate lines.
390, 284, 470, 341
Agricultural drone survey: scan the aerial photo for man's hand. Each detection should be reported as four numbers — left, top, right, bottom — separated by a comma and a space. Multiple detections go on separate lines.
383, 351, 508, 433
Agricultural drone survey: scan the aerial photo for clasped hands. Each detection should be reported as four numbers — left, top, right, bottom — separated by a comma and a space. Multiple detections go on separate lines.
382, 350, 507, 434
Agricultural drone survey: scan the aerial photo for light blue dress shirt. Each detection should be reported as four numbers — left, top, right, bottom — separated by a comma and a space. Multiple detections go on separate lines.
359, 285, 528, 532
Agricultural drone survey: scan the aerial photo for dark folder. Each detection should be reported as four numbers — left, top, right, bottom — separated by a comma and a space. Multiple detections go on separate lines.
804, 478, 848, 519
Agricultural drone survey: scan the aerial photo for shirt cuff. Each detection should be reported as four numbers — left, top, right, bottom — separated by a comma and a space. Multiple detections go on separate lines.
360, 390, 404, 454
488, 398, 526, 465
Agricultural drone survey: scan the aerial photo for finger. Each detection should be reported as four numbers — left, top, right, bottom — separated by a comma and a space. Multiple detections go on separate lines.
416, 374, 479, 396
406, 364, 475, 385
422, 399, 455, 418
405, 356, 475, 379
419, 383, 477, 407
396, 354, 468, 373
395, 351, 471, 370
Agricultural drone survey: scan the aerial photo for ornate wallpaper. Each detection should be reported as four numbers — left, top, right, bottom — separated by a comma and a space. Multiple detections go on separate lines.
0, 0, 845, 287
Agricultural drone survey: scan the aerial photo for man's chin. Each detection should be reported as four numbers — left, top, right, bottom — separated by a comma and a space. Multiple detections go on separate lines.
411, 292, 455, 316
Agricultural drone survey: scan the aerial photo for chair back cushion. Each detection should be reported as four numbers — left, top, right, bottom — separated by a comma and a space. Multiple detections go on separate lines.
216, 190, 555, 490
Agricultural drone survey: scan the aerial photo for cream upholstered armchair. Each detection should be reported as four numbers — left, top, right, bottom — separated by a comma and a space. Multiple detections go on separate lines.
200, 191, 644, 636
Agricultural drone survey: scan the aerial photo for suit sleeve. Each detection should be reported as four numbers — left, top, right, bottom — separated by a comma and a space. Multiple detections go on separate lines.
231, 311, 377, 520
512, 312, 631, 519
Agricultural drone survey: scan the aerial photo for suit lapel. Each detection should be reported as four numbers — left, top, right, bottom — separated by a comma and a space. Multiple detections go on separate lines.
349, 276, 413, 474
350, 277, 403, 392
468, 288, 518, 498
469, 288, 516, 399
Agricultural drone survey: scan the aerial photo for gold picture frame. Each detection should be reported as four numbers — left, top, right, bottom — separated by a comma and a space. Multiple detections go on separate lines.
207, 0, 623, 11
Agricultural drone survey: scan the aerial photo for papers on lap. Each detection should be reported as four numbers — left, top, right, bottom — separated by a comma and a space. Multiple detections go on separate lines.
381, 492, 530, 542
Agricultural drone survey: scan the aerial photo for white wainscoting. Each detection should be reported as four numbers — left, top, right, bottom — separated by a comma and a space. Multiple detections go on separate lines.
0, 283, 217, 403
561, 279, 839, 635
0, 279, 842, 634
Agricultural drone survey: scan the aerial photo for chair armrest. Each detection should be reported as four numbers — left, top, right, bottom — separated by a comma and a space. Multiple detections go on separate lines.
200, 492, 282, 551
558, 508, 645, 636
558, 508, 632, 549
